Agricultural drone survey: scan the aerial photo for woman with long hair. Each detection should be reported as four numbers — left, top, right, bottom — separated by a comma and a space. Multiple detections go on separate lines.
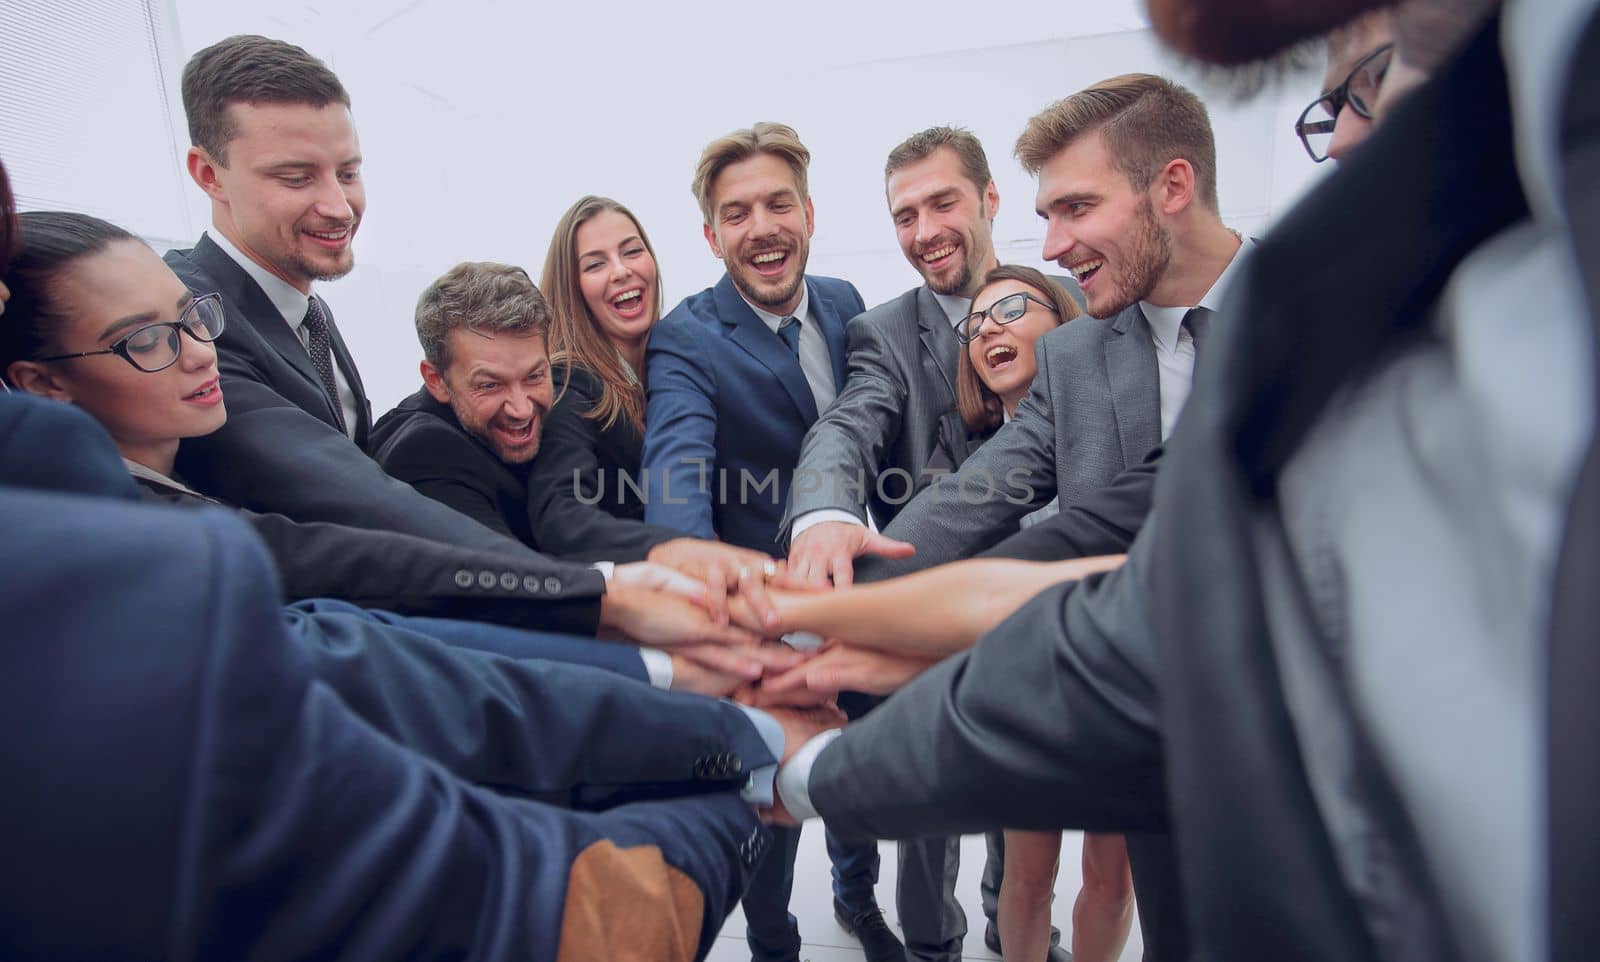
532, 196, 776, 597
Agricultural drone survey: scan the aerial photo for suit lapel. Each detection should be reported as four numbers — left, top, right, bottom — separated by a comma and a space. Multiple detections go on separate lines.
191, 237, 331, 407
715, 274, 819, 423
1104, 305, 1161, 465
807, 278, 851, 389
915, 286, 959, 399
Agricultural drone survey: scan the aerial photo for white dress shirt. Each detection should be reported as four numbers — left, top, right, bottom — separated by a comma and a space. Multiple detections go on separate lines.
738, 284, 837, 413
205, 229, 361, 437
1139, 236, 1253, 440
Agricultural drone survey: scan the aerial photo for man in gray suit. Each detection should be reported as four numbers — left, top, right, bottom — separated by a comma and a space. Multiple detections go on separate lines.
859, 75, 1247, 581
841, 76, 1249, 962
781, 126, 1002, 582
778, 127, 1054, 962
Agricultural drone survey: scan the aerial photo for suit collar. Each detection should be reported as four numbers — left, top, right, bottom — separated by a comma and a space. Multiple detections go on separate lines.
203, 228, 309, 330
1227, 18, 1529, 491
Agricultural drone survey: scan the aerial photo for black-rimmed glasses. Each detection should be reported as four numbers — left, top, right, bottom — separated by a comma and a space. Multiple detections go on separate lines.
958, 291, 1058, 344
1294, 43, 1393, 163
34, 292, 226, 373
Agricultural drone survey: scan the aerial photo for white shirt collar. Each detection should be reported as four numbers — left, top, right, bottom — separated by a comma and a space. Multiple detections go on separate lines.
931, 289, 971, 328
1142, 235, 1255, 353
738, 281, 811, 334
205, 229, 313, 331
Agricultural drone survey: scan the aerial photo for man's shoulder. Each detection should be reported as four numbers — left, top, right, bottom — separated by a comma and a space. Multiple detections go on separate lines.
806, 274, 865, 316
369, 390, 475, 461
848, 286, 927, 335
1044, 311, 1119, 351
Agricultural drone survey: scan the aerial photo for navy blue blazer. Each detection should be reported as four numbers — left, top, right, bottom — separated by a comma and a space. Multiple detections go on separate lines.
0, 478, 778, 960
642, 274, 860, 552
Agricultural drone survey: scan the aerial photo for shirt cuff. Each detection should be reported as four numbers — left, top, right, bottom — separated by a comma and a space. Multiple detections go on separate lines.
790, 508, 867, 543
776, 728, 843, 821
733, 705, 785, 807
590, 561, 615, 582
638, 648, 673, 689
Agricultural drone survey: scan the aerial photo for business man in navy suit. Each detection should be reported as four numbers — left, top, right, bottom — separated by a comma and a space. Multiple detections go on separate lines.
642, 124, 899, 962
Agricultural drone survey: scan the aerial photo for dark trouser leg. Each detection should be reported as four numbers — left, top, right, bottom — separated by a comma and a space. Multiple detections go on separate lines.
744, 824, 803, 962
826, 825, 881, 914
1125, 831, 1191, 962
896, 834, 965, 962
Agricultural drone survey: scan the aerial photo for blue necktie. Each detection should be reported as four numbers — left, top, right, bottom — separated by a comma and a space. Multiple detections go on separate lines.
777, 315, 801, 356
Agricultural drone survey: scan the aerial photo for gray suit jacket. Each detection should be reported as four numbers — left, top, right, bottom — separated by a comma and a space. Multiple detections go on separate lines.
858, 303, 1161, 579
779, 285, 964, 535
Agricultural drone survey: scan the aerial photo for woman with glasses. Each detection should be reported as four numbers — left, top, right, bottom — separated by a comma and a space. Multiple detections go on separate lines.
0, 209, 763, 695
1293, 10, 1394, 164
951, 265, 1134, 962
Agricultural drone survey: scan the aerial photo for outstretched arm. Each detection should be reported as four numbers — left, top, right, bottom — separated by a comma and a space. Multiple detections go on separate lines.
742, 554, 1126, 659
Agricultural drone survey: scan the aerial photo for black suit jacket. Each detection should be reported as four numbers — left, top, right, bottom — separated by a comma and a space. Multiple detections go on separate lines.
525, 364, 683, 562
0, 478, 776, 961
163, 237, 601, 598
812, 15, 1599, 959
370, 388, 542, 546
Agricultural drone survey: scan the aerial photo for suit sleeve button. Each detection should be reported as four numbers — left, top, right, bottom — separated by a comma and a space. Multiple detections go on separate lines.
500, 572, 519, 591
454, 570, 475, 588
524, 575, 541, 593
544, 577, 562, 594
477, 570, 497, 589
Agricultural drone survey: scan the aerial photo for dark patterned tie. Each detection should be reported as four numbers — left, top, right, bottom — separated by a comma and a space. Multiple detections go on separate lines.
1182, 306, 1212, 360
777, 315, 801, 356
302, 297, 348, 435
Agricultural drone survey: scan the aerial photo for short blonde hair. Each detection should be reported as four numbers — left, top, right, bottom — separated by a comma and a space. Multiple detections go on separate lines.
691, 122, 811, 224
1015, 73, 1219, 212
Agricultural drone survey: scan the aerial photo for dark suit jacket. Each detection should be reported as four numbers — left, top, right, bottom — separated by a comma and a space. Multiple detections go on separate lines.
642, 274, 860, 551
811, 16, 1599, 960
0, 481, 780, 960
163, 236, 598, 582
371, 388, 543, 545
779, 285, 967, 533
526, 364, 684, 562
857, 301, 1162, 581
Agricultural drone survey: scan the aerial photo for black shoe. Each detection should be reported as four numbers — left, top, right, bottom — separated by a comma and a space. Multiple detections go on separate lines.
833, 899, 908, 962
984, 920, 1074, 962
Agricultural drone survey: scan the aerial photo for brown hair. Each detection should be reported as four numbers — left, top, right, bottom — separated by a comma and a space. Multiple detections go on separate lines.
884, 126, 993, 197
414, 262, 550, 369
691, 122, 810, 224
956, 264, 1080, 434
540, 196, 662, 433
181, 35, 350, 165
1014, 73, 1219, 212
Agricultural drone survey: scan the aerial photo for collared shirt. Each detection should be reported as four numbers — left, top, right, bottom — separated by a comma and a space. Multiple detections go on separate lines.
1140, 235, 1254, 440
737, 283, 837, 413
931, 290, 971, 329
205, 229, 361, 437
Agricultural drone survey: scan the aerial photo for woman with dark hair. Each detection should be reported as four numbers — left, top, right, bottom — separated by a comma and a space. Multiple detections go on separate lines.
530, 196, 778, 587
0, 208, 778, 695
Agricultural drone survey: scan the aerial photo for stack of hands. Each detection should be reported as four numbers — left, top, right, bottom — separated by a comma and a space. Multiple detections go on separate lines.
595, 535, 935, 706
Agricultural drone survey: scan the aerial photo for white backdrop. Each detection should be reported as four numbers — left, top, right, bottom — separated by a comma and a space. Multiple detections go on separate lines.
2, 0, 1328, 413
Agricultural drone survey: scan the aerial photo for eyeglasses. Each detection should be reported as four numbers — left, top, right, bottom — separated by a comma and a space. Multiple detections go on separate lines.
958, 291, 1058, 344
1294, 43, 1394, 163
33, 292, 226, 373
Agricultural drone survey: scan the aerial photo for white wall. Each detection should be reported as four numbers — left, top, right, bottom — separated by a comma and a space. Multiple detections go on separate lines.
3, 0, 1328, 414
